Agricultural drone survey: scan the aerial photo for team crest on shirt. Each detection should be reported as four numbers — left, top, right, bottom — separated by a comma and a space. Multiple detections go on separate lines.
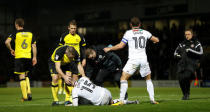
76, 39, 80, 42
191, 44, 194, 48
55, 55, 59, 60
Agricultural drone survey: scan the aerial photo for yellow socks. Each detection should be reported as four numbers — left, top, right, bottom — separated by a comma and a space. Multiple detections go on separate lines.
51, 82, 59, 101
26, 77, 31, 94
65, 84, 73, 102
20, 79, 27, 99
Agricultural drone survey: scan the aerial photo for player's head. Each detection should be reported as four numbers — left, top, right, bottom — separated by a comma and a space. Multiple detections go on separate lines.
85, 48, 96, 60
68, 20, 77, 35
15, 18, 24, 30
66, 46, 79, 59
130, 17, 141, 28
185, 29, 193, 40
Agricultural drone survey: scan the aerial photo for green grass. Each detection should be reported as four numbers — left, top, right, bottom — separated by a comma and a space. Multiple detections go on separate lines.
0, 87, 210, 112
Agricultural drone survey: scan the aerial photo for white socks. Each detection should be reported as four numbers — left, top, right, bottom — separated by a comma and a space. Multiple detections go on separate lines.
146, 79, 155, 101
120, 80, 128, 101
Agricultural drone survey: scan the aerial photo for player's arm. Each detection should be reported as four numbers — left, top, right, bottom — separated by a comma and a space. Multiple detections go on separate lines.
77, 63, 86, 77
174, 44, 182, 58
5, 37, 15, 56
79, 34, 86, 67
150, 36, 159, 44
104, 41, 126, 53
55, 62, 71, 85
110, 53, 122, 70
32, 43, 37, 66
186, 42, 203, 56
58, 33, 66, 46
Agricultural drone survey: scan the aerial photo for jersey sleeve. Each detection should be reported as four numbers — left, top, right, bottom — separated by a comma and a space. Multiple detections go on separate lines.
59, 32, 67, 46
78, 33, 86, 47
32, 34, 36, 44
7, 33, 15, 40
145, 31, 152, 40
78, 33, 86, 59
121, 31, 129, 44
54, 47, 66, 62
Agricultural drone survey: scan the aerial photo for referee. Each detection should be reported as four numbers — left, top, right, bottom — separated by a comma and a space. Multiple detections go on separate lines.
174, 29, 203, 100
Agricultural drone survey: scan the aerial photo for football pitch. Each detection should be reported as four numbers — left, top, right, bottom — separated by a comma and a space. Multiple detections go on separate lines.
0, 87, 210, 112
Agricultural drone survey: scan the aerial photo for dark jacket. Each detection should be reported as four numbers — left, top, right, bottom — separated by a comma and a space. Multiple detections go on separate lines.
174, 38, 203, 74
86, 45, 122, 77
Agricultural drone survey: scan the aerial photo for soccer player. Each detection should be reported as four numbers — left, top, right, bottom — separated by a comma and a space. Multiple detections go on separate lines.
67, 76, 138, 106
59, 20, 86, 104
174, 29, 203, 100
5, 18, 37, 101
85, 45, 128, 99
49, 45, 86, 106
104, 17, 159, 104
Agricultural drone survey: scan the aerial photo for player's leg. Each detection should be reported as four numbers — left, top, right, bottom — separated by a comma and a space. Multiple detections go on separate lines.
19, 73, 28, 101
114, 70, 128, 100
15, 59, 28, 101
119, 59, 138, 102
58, 75, 63, 94
64, 71, 74, 105
51, 74, 59, 105
144, 74, 158, 104
25, 59, 33, 100
119, 72, 132, 102
95, 69, 110, 86
25, 74, 32, 100
49, 61, 60, 105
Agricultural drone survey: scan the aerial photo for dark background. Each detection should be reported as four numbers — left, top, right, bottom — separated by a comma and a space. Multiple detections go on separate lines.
0, 0, 210, 84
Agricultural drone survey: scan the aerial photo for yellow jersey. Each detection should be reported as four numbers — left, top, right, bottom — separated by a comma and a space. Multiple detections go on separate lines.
7, 30, 36, 59
59, 32, 86, 57
51, 45, 80, 65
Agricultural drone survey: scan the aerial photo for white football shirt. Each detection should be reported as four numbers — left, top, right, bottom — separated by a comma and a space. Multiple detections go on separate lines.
121, 29, 152, 59
72, 77, 105, 106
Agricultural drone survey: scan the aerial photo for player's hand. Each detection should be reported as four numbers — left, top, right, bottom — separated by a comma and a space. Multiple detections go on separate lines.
63, 75, 71, 85
10, 49, 15, 56
32, 57, 37, 66
103, 47, 111, 53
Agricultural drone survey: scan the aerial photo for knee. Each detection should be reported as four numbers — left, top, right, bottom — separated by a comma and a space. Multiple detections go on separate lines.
52, 75, 59, 83
19, 74, 26, 80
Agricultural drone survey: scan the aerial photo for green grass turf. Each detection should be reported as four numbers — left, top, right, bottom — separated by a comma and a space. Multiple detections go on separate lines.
0, 87, 210, 112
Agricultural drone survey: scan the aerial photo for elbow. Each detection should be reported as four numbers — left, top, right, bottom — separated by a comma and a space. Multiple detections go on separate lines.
156, 38, 160, 43
5, 40, 9, 45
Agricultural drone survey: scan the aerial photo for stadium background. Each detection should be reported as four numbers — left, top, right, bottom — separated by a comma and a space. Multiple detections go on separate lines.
0, 0, 210, 86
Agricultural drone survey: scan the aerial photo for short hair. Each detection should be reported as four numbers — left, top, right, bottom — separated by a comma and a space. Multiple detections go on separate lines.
15, 18, 24, 27
185, 29, 194, 34
130, 17, 141, 27
66, 46, 78, 58
85, 48, 94, 58
69, 20, 77, 26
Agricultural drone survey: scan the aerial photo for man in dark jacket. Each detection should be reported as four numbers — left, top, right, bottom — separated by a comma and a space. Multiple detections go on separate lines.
174, 29, 203, 100
85, 45, 128, 100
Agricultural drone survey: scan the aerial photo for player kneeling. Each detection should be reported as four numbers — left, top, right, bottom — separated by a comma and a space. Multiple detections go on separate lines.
66, 76, 138, 106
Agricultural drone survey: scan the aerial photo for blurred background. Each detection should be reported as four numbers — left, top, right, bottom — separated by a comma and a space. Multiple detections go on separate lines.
0, 0, 210, 86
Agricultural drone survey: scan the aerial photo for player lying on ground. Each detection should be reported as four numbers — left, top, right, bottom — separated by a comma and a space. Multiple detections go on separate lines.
66, 76, 138, 106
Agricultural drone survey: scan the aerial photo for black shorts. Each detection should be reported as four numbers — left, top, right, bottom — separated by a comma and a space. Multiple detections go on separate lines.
14, 58, 32, 74
48, 59, 79, 75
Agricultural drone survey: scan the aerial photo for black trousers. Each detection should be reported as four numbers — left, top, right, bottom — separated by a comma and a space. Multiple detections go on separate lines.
94, 69, 128, 100
178, 71, 193, 97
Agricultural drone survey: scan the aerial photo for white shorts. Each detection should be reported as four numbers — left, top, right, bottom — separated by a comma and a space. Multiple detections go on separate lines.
99, 88, 112, 105
123, 58, 151, 77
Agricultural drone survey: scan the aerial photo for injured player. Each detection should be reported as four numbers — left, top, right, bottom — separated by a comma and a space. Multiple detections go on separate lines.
66, 76, 139, 106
